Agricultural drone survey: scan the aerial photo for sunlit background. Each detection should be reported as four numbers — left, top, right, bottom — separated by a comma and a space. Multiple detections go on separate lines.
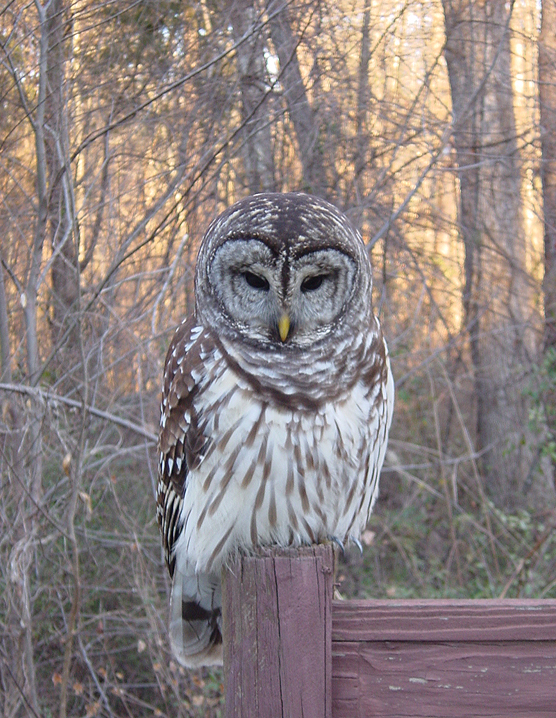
1, 1, 555, 715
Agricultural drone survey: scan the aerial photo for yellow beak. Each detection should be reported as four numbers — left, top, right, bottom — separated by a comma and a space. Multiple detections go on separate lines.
278, 313, 290, 342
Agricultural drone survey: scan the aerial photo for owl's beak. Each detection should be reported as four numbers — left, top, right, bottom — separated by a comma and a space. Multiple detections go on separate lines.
278, 313, 291, 342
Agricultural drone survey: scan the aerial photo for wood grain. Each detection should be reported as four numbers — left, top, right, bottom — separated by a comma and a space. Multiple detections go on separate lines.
332, 598, 556, 642
222, 551, 556, 718
222, 544, 334, 718
332, 599, 556, 718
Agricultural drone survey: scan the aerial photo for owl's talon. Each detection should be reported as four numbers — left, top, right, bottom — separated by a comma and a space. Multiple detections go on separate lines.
351, 536, 363, 554
329, 536, 345, 553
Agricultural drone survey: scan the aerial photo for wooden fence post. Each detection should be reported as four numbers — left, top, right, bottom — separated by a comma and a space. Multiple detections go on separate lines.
222, 544, 334, 718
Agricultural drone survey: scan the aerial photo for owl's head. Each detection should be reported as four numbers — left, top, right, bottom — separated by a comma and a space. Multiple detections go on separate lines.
194, 193, 373, 349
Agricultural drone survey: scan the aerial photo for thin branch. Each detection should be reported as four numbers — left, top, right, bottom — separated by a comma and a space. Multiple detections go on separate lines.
0, 383, 157, 443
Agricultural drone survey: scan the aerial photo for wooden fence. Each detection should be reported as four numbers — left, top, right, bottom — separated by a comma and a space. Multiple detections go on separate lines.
222, 544, 556, 718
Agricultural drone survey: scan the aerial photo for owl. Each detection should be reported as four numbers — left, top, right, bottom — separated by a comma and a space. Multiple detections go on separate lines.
157, 192, 394, 667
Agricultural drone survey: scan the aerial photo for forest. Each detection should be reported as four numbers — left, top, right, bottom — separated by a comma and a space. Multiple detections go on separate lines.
1, 0, 556, 716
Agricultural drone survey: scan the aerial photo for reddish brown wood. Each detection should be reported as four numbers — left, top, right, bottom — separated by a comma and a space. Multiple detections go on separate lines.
332, 641, 556, 718
332, 599, 556, 718
222, 544, 334, 718
332, 598, 556, 642
223, 552, 556, 718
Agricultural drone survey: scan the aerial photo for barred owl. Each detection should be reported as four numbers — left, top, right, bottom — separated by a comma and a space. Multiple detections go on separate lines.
157, 192, 394, 667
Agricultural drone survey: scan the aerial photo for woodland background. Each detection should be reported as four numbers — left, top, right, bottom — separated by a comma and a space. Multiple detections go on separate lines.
1, 0, 556, 716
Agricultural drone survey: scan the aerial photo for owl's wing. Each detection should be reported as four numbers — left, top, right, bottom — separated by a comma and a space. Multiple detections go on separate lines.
156, 316, 208, 577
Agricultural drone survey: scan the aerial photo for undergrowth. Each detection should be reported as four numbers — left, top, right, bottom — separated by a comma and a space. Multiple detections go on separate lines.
3, 387, 556, 717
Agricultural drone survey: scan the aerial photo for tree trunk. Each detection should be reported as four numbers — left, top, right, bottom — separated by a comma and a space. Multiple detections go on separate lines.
539, 0, 556, 486
0, 3, 66, 713
0, 254, 11, 382
230, 0, 276, 194
442, 0, 548, 508
355, 1, 371, 201
45, 0, 80, 373
266, 0, 327, 197
540, 0, 556, 352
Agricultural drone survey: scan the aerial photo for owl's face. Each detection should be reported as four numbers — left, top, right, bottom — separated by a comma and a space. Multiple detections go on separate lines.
208, 238, 357, 346
195, 192, 372, 350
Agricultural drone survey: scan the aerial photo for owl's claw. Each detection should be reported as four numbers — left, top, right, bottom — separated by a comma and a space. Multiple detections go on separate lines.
328, 535, 345, 553
350, 536, 363, 554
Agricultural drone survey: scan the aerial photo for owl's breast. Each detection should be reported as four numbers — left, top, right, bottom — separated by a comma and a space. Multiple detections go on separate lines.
174, 361, 387, 576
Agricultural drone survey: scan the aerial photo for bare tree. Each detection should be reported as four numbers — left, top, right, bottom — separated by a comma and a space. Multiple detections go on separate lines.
0, 2, 554, 716
442, 0, 549, 508
540, 0, 556, 352
230, 0, 276, 193
45, 0, 80, 373
266, 0, 328, 197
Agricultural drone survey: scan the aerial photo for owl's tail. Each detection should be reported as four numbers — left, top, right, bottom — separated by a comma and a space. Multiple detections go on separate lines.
169, 569, 223, 667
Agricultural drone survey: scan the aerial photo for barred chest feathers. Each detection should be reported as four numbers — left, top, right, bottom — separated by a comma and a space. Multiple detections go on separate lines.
157, 192, 394, 668
172, 325, 391, 578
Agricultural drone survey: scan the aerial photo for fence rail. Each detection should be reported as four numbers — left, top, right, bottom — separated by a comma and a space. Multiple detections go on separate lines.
333, 598, 556, 717
222, 546, 556, 717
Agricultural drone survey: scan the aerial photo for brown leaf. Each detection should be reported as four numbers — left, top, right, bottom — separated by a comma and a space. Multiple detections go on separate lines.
79, 491, 93, 519
85, 701, 100, 717
137, 639, 147, 653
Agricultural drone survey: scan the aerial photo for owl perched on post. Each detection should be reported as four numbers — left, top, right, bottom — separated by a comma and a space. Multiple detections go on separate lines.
156, 192, 394, 667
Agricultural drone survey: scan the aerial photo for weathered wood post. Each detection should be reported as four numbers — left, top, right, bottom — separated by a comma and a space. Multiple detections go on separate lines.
222, 544, 334, 718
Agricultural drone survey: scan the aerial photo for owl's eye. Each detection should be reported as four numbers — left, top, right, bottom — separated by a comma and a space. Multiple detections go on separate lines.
243, 271, 270, 291
301, 274, 328, 292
